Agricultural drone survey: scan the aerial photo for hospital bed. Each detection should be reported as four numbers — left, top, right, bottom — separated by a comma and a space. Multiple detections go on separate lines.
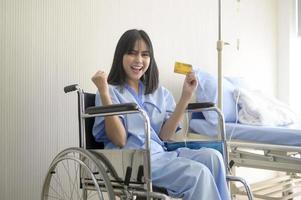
41, 84, 253, 200
189, 117, 301, 200
190, 66, 301, 199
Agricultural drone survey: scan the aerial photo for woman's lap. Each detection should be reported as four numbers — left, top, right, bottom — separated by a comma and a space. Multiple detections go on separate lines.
151, 148, 227, 199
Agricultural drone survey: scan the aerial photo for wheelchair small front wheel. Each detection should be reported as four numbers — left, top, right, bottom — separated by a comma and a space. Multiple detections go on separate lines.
41, 147, 115, 200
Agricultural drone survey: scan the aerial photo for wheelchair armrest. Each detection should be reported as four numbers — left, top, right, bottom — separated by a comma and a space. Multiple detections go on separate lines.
85, 103, 139, 115
187, 102, 215, 111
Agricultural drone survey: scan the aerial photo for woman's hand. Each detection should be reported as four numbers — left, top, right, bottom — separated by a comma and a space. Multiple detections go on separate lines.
180, 72, 198, 102
91, 70, 109, 97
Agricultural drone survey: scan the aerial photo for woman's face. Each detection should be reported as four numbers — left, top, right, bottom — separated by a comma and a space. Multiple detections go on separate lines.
122, 39, 150, 84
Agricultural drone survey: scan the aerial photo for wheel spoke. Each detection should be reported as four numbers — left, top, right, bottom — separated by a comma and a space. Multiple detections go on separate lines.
44, 193, 62, 200
87, 190, 98, 199
42, 148, 115, 200
69, 158, 81, 199
48, 184, 65, 200
52, 169, 69, 199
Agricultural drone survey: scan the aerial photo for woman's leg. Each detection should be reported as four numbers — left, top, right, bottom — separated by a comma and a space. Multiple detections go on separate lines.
151, 151, 222, 200
177, 148, 230, 200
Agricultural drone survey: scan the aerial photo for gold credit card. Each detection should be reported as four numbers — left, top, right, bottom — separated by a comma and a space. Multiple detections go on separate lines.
174, 62, 192, 75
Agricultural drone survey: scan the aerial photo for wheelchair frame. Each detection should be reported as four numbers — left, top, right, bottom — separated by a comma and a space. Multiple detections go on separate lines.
41, 84, 254, 200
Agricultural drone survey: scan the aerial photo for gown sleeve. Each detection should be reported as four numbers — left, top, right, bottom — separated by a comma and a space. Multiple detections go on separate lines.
92, 86, 125, 143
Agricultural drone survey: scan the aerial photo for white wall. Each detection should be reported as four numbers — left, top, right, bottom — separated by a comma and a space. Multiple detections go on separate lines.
277, 0, 301, 117
277, 0, 293, 103
223, 0, 278, 95
0, 0, 278, 199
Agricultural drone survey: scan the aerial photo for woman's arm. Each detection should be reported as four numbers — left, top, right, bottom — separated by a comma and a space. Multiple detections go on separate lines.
92, 71, 127, 147
159, 72, 198, 141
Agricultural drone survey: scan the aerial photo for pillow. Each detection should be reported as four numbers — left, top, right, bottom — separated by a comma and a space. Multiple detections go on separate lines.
225, 76, 252, 90
195, 69, 237, 124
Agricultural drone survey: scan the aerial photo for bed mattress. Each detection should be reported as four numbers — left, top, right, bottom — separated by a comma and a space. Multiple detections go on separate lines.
190, 119, 301, 147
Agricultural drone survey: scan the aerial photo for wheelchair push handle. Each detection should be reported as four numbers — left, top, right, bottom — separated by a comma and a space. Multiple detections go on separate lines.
64, 84, 79, 93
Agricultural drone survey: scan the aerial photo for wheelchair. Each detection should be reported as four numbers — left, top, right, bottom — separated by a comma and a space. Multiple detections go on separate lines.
41, 84, 254, 200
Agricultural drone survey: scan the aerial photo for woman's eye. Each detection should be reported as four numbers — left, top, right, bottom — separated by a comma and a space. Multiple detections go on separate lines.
142, 53, 150, 57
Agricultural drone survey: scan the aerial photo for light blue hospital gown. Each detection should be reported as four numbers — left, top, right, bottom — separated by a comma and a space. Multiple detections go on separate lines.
93, 82, 230, 200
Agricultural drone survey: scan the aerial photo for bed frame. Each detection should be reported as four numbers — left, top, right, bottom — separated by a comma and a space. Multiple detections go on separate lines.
229, 141, 301, 200
186, 132, 301, 199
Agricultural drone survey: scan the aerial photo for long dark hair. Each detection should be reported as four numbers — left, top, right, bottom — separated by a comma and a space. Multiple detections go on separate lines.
108, 29, 159, 94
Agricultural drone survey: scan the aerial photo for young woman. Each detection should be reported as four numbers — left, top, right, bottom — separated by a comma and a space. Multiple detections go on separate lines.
92, 29, 230, 200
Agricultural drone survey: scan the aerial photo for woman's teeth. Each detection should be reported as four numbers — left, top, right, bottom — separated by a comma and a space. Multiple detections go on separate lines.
131, 66, 142, 71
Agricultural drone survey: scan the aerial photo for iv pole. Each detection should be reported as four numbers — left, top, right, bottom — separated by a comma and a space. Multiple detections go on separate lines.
217, 2, 253, 199
217, 0, 224, 110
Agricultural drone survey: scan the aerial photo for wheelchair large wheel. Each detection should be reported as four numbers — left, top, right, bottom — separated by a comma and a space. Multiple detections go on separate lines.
41, 147, 115, 200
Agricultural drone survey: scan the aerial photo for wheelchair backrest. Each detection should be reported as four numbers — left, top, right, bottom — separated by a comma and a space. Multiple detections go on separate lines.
78, 92, 104, 149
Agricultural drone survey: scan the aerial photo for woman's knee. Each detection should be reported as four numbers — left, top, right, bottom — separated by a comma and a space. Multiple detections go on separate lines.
185, 162, 212, 183
203, 148, 224, 164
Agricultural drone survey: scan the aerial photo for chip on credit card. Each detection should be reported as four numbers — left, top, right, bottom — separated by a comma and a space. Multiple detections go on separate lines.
174, 62, 192, 75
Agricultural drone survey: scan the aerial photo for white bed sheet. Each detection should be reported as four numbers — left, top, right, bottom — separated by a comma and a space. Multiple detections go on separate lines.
190, 119, 301, 147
